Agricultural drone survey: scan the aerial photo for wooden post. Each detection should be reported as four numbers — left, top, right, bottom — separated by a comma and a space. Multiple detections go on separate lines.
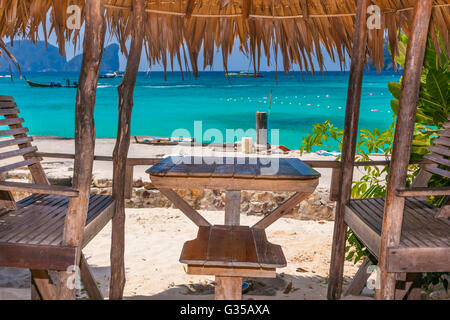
224, 191, 241, 225
377, 0, 433, 300
256, 112, 268, 151
327, 0, 369, 300
216, 190, 243, 300
124, 164, 134, 199
110, 0, 145, 300
56, 0, 106, 300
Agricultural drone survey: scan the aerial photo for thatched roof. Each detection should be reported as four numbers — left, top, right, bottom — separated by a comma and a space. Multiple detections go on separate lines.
1, 1, 449, 75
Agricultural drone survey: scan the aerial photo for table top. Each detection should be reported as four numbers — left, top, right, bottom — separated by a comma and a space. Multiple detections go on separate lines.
147, 156, 321, 180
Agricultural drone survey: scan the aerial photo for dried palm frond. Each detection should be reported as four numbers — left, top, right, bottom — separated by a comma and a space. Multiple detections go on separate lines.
0, 0, 448, 77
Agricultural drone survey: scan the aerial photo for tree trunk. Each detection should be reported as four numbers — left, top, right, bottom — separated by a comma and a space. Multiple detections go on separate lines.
109, 0, 145, 300
56, 0, 106, 300
327, 0, 369, 300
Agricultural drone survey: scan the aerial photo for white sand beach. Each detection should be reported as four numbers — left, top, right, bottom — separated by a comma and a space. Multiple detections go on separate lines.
0, 208, 364, 300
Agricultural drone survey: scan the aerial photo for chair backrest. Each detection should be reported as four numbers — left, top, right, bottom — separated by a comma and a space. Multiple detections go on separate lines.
423, 117, 450, 179
0, 95, 49, 209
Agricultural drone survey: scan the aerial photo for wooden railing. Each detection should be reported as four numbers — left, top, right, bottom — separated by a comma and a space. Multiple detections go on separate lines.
34, 152, 433, 201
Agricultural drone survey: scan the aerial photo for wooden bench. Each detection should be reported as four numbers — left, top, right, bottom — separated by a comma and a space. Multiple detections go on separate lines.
343, 118, 450, 299
0, 96, 115, 299
180, 225, 286, 278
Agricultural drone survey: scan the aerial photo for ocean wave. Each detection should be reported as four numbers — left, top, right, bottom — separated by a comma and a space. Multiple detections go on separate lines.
0, 75, 11, 78
97, 85, 116, 88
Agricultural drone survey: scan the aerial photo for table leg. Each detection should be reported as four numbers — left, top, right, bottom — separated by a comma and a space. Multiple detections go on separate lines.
215, 191, 242, 300
224, 190, 241, 226
215, 276, 242, 300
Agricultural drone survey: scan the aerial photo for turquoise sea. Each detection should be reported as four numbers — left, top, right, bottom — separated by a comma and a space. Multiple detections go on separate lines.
0, 71, 400, 150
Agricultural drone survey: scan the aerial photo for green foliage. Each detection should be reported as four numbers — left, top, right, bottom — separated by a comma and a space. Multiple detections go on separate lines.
300, 32, 449, 291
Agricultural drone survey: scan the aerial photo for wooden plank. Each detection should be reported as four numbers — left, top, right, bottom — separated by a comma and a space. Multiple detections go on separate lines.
150, 175, 319, 193
329, 168, 340, 201
224, 191, 241, 226
30, 270, 57, 300
344, 204, 381, 258
145, 156, 183, 176
251, 228, 287, 268
0, 96, 14, 102
253, 193, 308, 229
41, 195, 112, 246
0, 127, 28, 137
206, 225, 233, 266
0, 181, 79, 197
0, 242, 77, 270
0, 137, 33, 148
187, 265, 275, 278
124, 165, 133, 199
344, 258, 373, 297
0, 117, 24, 126
424, 165, 450, 179
231, 226, 259, 267
396, 186, 450, 197
2, 196, 70, 243
0, 146, 37, 160
429, 145, 450, 157
0, 108, 19, 115
327, 0, 370, 301
80, 253, 104, 300
434, 137, 450, 148
180, 226, 211, 265
387, 247, 450, 273
0, 158, 38, 173
215, 277, 242, 300
0, 102, 17, 108
424, 153, 450, 167
285, 158, 321, 178
82, 199, 115, 248
159, 188, 211, 227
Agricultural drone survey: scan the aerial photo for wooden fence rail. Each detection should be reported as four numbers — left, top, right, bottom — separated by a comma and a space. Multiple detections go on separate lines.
33, 152, 433, 200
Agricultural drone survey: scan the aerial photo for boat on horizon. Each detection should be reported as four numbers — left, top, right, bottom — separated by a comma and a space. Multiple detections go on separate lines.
226, 71, 264, 78
99, 71, 124, 79
24, 77, 78, 88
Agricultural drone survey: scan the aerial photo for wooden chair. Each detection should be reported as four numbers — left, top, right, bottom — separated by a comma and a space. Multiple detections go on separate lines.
180, 225, 286, 299
343, 118, 450, 299
0, 96, 115, 299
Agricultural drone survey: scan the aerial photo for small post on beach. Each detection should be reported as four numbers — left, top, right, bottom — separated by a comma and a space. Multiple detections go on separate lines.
256, 112, 268, 151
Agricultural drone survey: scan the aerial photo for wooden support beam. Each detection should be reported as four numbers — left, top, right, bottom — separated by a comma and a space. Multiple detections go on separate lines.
56, 0, 106, 300
327, 0, 369, 300
159, 188, 211, 227
252, 192, 309, 229
80, 253, 104, 300
31, 270, 57, 300
225, 191, 241, 226
343, 257, 373, 297
124, 165, 134, 199
110, 0, 145, 300
377, 0, 433, 300
329, 168, 340, 201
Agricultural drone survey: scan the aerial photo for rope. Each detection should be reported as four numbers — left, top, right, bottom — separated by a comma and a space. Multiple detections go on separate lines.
104, 3, 450, 19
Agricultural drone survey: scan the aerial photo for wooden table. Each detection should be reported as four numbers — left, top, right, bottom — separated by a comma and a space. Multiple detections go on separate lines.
147, 156, 320, 300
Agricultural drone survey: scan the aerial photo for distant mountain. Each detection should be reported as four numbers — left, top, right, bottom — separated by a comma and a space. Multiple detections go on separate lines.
0, 40, 120, 73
